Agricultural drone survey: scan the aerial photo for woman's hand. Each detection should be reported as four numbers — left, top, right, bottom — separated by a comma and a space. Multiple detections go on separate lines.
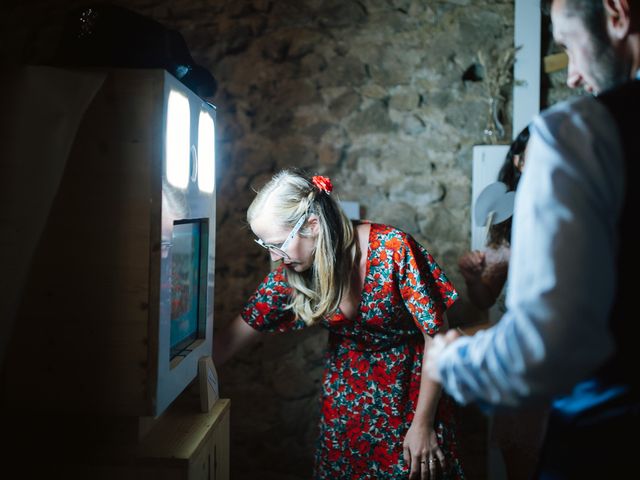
403, 421, 446, 479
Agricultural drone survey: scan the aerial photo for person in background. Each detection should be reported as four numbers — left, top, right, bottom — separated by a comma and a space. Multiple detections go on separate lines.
426, 0, 640, 478
214, 169, 465, 479
458, 126, 529, 313
459, 126, 549, 480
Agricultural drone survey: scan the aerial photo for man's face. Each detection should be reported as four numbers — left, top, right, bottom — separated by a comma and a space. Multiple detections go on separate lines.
551, 0, 627, 93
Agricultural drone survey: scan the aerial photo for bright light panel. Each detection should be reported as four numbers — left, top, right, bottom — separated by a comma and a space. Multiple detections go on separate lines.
197, 110, 216, 193
166, 90, 191, 189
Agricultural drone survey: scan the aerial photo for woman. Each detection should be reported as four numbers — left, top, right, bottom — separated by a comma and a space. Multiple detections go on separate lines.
458, 126, 530, 311
214, 170, 465, 479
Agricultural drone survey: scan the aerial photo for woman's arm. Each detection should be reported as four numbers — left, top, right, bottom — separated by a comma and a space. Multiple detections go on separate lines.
212, 314, 261, 367
402, 327, 448, 479
458, 250, 508, 310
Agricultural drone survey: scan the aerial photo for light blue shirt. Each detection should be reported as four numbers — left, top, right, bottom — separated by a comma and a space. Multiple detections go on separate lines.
437, 95, 625, 408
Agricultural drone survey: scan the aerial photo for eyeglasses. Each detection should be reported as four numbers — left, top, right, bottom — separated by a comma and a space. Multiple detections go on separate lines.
254, 213, 307, 260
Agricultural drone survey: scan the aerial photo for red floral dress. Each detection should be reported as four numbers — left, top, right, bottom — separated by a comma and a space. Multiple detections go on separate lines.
241, 223, 465, 479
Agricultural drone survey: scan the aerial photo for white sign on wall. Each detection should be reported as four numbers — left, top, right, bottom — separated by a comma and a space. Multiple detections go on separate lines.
471, 145, 510, 251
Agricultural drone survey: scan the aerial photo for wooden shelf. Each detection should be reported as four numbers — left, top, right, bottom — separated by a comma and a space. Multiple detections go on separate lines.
95, 398, 231, 480
1, 396, 230, 480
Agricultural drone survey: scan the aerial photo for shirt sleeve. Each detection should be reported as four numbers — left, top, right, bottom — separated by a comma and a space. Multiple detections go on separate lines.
436, 97, 624, 407
393, 230, 458, 335
241, 265, 305, 333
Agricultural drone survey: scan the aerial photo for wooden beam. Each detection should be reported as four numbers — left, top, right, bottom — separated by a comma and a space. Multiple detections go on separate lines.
513, 0, 541, 138
544, 52, 569, 73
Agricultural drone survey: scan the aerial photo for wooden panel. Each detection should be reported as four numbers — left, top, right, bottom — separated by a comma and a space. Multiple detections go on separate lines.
3, 69, 166, 416
1, 389, 230, 480
92, 398, 231, 480
471, 145, 510, 250
544, 52, 569, 73
137, 399, 230, 459
210, 405, 230, 480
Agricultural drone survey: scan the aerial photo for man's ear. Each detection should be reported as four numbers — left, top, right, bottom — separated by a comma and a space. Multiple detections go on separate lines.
604, 0, 632, 40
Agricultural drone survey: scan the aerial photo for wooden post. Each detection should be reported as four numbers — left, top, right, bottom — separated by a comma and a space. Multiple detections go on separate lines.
513, 0, 541, 137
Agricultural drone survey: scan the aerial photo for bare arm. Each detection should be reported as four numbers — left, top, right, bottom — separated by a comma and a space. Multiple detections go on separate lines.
213, 314, 261, 367
458, 250, 508, 310
403, 322, 448, 479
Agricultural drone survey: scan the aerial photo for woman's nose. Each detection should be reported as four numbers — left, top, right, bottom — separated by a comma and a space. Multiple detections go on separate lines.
269, 250, 285, 262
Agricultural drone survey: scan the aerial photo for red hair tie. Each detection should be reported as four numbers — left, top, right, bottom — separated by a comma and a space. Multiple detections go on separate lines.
311, 175, 333, 194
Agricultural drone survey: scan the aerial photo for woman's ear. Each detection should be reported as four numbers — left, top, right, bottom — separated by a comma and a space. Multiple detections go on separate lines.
512, 154, 521, 170
306, 214, 320, 235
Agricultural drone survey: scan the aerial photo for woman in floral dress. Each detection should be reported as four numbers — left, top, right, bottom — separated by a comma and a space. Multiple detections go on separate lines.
214, 170, 465, 479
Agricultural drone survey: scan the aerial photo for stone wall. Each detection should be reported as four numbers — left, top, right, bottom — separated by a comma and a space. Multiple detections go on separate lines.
1, 1, 575, 478
205, 3, 514, 477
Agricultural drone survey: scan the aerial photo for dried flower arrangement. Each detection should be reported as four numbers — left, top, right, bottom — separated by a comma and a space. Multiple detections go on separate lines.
478, 45, 522, 144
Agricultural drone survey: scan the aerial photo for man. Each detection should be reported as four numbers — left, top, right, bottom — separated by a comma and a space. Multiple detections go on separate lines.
427, 0, 639, 477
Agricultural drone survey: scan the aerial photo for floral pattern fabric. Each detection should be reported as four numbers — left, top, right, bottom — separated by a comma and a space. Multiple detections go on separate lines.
241, 223, 465, 479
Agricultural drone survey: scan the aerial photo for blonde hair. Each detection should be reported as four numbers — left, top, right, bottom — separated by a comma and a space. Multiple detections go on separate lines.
247, 170, 357, 325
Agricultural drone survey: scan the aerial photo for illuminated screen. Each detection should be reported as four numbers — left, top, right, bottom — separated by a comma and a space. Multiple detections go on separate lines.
166, 90, 190, 189
197, 109, 215, 193
169, 220, 207, 359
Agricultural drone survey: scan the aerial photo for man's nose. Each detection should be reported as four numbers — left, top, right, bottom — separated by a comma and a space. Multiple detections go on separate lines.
566, 59, 582, 89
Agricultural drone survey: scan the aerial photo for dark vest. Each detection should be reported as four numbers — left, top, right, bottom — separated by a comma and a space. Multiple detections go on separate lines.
591, 80, 639, 401
535, 80, 640, 479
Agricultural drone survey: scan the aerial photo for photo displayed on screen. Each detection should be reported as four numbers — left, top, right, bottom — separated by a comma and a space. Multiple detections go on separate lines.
170, 220, 204, 359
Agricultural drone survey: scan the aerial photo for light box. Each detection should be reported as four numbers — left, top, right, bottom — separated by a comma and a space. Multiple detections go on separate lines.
3, 68, 217, 418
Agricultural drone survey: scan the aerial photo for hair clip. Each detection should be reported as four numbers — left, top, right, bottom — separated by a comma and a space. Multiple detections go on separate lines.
311, 175, 333, 194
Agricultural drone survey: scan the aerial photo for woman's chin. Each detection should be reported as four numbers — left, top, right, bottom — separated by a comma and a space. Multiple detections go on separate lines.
284, 262, 309, 273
